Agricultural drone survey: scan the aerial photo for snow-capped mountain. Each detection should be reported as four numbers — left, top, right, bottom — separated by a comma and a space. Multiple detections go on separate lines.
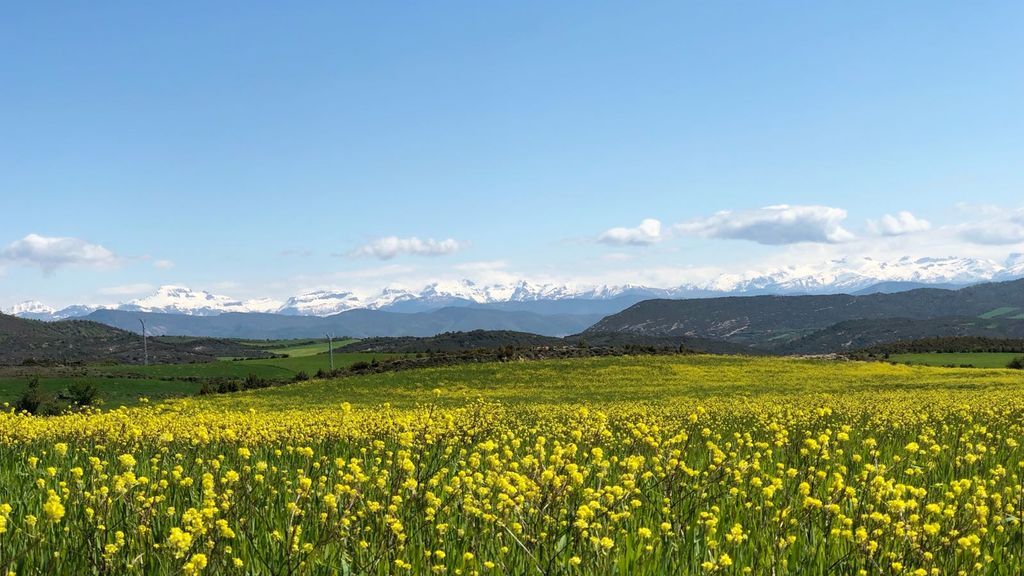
4, 300, 56, 320
118, 285, 283, 316
1003, 253, 1024, 277
2, 301, 101, 321
7, 255, 1024, 321
701, 256, 1011, 295
277, 291, 365, 316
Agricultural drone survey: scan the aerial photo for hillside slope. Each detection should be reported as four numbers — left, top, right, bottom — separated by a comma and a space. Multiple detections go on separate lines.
84, 307, 602, 339
782, 317, 1024, 354
584, 278, 1024, 350
0, 313, 266, 365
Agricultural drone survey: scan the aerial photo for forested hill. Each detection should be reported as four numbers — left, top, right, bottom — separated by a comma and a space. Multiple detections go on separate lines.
584, 278, 1024, 351
0, 313, 268, 365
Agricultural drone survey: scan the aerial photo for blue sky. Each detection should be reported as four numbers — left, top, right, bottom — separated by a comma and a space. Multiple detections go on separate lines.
2, 2, 1024, 307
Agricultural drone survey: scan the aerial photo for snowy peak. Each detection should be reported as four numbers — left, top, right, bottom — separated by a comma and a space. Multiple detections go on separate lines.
5, 300, 55, 316
1003, 253, 1024, 276
121, 285, 282, 316
7, 254, 1024, 320
278, 290, 364, 316
2, 301, 99, 321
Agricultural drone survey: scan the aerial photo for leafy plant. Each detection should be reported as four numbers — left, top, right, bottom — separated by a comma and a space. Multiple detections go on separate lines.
15, 376, 54, 415
66, 381, 100, 406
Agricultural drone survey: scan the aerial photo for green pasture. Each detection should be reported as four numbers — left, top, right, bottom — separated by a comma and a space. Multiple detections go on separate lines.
889, 352, 1024, 368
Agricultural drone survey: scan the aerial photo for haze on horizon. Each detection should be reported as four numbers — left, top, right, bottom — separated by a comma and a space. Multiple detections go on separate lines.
2, 2, 1023, 309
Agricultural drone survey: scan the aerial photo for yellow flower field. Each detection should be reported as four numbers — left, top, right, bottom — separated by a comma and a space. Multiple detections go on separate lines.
1, 356, 1022, 575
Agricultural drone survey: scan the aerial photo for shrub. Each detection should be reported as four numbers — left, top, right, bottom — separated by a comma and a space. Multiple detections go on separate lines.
293, 371, 310, 382
67, 381, 100, 406
1008, 357, 1024, 370
243, 373, 269, 390
15, 376, 51, 415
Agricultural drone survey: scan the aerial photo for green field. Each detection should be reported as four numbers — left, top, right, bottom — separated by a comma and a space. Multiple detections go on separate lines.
889, 351, 1024, 368
100, 351, 393, 380
0, 375, 199, 407
979, 306, 1021, 319
0, 349, 395, 408
230, 338, 359, 358
4, 355, 1024, 575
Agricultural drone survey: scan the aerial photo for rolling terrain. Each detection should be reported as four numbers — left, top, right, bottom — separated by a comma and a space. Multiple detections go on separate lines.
83, 307, 602, 339
585, 278, 1024, 353
341, 329, 757, 355
5, 355, 1024, 574
0, 313, 269, 365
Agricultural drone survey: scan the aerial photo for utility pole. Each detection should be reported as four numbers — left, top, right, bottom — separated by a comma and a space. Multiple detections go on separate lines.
139, 318, 148, 366
327, 333, 334, 371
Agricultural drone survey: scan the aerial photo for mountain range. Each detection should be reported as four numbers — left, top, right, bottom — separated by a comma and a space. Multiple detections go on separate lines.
78, 307, 603, 339
6, 276, 1024, 354
7, 255, 1024, 321
585, 277, 1024, 353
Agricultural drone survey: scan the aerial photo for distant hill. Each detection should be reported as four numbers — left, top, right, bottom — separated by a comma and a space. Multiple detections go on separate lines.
577, 332, 761, 355
851, 281, 968, 295
854, 335, 1024, 356
584, 278, 1024, 353
781, 317, 1024, 354
84, 307, 603, 339
0, 313, 268, 365
338, 329, 758, 355
339, 331, 566, 353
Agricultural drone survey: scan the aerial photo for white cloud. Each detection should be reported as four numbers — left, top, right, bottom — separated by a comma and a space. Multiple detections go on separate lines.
958, 207, 1024, 245
1, 234, 119, 273
676, 205, 854, 245
867, 211, 932, 236
598, 218, 664, 246
349, 237, 463, 260
153, 259, 175, 269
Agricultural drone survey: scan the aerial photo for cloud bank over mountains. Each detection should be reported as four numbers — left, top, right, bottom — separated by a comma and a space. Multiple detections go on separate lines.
4, 203, 1023, 312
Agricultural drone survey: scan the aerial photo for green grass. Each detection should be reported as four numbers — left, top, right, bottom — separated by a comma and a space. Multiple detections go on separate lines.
0, 351, 396, 409
100, 352, 396, 380
889, 351, 1024, 368
0, 375, 200, 407
264, 339, 358, 357
979, 306, 1021, 319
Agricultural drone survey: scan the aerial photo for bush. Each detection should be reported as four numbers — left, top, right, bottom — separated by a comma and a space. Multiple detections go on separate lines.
15, 376, 52, 415
67, 381, 100, 406
293, 371, 310, 382
243, 373, 270, 390
1008, 357, 1024, 370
